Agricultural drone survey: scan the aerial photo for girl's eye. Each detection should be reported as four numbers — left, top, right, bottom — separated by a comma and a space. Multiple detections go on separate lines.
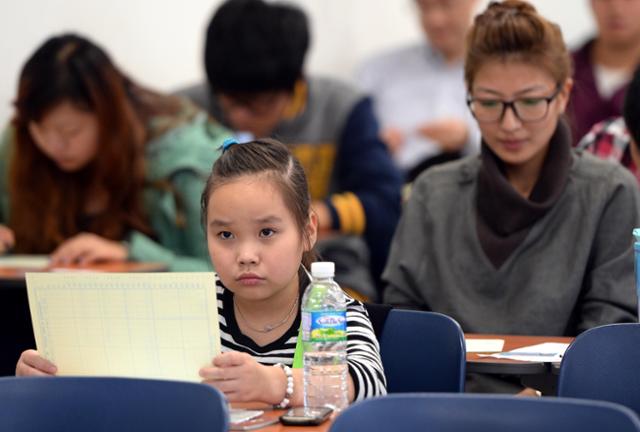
259, 228, 275, 238
217, 231, 234, 240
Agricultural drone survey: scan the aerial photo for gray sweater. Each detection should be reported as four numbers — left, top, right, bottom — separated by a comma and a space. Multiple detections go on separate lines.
383, 151, 640, 336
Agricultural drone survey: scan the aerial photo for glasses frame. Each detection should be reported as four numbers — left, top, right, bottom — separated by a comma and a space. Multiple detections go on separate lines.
466, 85, 562, 124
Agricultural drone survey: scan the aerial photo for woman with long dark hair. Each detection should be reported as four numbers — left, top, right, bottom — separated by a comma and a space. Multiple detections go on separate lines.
0, 34, 229, 269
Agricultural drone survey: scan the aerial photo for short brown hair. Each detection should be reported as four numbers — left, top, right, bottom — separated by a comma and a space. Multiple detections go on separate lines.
464, 0, 572, 90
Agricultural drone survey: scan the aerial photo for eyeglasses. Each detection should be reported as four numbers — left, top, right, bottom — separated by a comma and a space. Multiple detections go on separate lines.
466, 86, 562, 123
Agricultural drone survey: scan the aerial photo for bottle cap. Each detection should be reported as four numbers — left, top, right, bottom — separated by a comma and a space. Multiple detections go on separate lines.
311, 262, 335, 278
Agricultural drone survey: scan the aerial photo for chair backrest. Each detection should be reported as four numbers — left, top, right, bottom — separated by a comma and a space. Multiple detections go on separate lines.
0, 376, 228, 432
558, 323, 640, 414
379, 309, 466, 393
363, 302, 393, 339
330, 394, 640, 432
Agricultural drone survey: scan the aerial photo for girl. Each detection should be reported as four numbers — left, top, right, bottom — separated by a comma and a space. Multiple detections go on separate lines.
383, 1, 640, 392
16, 138, 387, 407
0, 34, 229, 270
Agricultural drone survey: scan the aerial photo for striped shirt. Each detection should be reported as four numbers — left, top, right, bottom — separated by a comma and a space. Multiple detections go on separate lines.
216, 277, 387, 401
578, 116, 640, 183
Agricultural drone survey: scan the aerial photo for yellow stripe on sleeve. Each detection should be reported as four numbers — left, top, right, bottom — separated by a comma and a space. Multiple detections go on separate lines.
343, 192, 366, 235
331, 192, 366, 235
331, 193, 353, 233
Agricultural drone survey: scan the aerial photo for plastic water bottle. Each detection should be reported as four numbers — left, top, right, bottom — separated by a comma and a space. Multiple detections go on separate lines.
301, 261, 348, 411
634, 228, 640, 320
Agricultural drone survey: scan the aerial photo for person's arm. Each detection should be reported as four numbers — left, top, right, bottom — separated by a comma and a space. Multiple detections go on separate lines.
328, 97, 403, 281
200, 351, 354, 406
344, 298, 387, 401
417, 118, 469, 153
576, 167, 640, 332
382, 180, 431, 309
129, 170, 213, 271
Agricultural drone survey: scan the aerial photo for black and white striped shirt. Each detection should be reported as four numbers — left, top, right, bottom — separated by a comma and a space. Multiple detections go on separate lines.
216, 277, 387, 400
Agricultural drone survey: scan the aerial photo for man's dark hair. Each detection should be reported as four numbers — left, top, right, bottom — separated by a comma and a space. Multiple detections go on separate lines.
624, 65, 640, 149
204, 0, 310, 94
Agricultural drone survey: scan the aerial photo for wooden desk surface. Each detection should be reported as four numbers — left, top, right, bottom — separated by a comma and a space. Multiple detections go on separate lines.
0, 261, 168, 282
232, 404, 332, 432
465, 333, 573, 375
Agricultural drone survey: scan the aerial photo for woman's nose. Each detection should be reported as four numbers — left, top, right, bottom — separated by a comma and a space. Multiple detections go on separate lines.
500, 105, 522, 131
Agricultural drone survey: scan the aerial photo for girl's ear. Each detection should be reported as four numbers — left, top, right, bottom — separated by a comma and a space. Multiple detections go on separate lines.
304, 210, 319, 251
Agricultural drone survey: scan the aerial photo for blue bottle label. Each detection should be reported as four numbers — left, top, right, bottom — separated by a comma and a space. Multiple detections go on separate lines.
302, 310, 347, 342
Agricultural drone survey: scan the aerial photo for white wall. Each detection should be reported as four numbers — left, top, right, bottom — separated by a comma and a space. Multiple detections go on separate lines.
0, 0, 595, 126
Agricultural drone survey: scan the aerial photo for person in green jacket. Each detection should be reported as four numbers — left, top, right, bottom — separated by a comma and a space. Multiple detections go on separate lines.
0, 33, 229, 271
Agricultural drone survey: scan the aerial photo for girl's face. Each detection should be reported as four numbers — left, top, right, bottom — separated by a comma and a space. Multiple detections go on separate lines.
469, 60, 572, 170
28, 100, 100, 172
206, 175, 317, 302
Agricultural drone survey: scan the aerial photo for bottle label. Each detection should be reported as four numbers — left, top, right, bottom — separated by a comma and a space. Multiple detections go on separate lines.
302, 311, 347, 342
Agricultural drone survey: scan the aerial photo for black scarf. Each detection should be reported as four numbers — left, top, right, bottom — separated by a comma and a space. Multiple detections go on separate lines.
476, 120, 572, 268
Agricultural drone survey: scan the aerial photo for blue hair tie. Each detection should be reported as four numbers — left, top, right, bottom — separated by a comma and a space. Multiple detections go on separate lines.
222, 137, 239, 152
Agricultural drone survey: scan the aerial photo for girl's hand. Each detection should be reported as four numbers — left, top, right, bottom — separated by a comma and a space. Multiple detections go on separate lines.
199, 352, 285, 404
51, 233, 128, 265
16, 349, 57, 376
0, 224, 15, 254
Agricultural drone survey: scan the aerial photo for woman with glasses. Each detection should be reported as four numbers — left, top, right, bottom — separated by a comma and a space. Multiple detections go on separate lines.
383, 0, 640, 392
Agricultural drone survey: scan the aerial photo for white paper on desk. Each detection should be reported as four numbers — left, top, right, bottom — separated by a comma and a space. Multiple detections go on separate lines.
465, 339, 505, 353
0, 255, 49, 269
230, 409, 264, 424
26, 272, 220, 382
480, 342, 570, 363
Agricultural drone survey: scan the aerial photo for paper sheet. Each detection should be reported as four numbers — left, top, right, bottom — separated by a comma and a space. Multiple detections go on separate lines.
230, 409, 264, 424
480, 342, 569, 363
26, 272, 220, 382
0, 255, 50, 269
465, 338, 505, 353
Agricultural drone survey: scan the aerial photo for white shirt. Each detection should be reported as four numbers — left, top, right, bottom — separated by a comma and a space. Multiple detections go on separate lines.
357, 43, 480, 171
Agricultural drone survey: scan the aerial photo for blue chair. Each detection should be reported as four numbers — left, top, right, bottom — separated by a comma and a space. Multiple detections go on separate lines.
379, 309, 466, 393
330, 394, 640, 432
0, 376, 228, 432
558, 323, 640, 414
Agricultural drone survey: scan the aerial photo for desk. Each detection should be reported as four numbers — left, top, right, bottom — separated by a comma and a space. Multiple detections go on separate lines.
232, 404, 332, 431
0, 261, 167, 377
465, 333, 573, 394
0, 261, 167, 285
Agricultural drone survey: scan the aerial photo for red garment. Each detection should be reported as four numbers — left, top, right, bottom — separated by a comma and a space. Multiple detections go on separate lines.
578, 116, 640, 183
569, 39, 629, 146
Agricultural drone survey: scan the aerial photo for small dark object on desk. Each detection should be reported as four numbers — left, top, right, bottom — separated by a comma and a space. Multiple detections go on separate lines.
280, 407, 333, 426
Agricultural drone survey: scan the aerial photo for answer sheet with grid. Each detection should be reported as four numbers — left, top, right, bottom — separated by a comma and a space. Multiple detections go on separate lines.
26, 272, 220, 382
